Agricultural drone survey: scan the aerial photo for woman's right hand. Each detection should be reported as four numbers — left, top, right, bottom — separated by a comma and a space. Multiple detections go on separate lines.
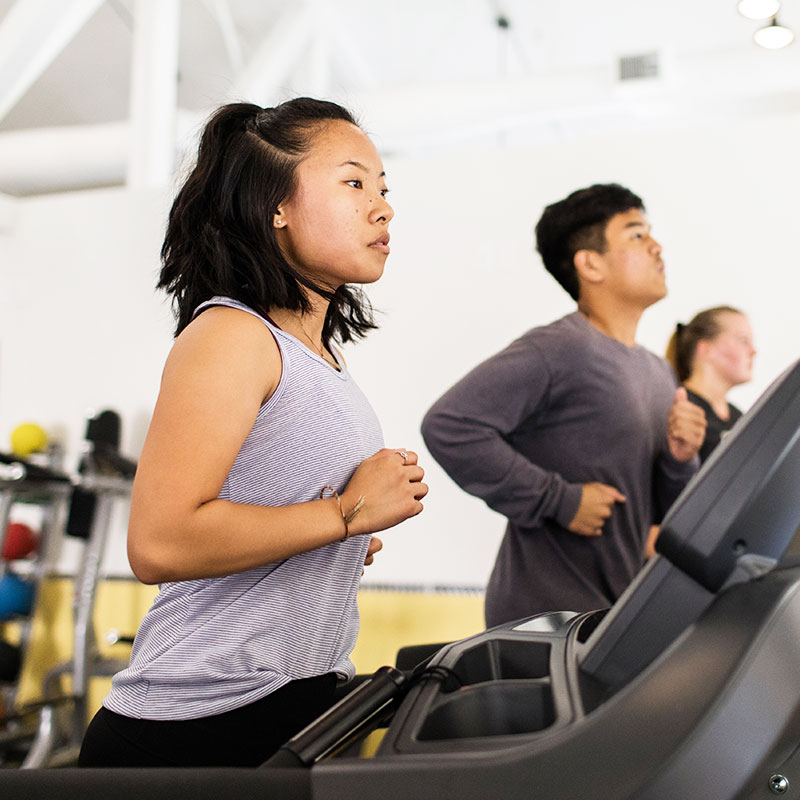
340, 448, 427, 536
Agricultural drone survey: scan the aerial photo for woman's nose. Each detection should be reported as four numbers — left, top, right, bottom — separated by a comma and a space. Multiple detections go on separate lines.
371, 194, 394, 224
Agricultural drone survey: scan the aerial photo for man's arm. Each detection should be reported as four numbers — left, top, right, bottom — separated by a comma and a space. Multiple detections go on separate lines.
653, 387, 706, 519
421, 337, 584, 531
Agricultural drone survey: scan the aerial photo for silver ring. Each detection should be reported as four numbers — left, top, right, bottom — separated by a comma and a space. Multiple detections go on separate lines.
398, 450, 408, 463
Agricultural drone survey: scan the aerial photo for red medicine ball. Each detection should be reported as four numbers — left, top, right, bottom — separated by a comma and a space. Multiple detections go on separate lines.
2, 522, 38, 561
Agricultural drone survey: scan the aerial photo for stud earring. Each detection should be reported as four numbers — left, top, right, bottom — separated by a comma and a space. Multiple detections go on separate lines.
275, 218, 284, 227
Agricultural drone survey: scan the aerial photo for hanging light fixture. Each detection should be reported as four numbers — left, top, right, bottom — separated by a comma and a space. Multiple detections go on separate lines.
753, 16, 795, 48
737, 0, 781, 20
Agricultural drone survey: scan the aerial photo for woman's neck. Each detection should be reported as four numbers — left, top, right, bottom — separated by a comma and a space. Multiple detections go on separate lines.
268, 306, 339, 370
684, 372, 733, 421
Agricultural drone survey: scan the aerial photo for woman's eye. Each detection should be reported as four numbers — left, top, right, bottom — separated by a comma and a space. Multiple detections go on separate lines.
347, 179, 362, 189
380, 188, 390, 198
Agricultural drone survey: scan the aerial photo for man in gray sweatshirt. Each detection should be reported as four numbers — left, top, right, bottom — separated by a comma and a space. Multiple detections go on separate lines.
421, 183, 706, 627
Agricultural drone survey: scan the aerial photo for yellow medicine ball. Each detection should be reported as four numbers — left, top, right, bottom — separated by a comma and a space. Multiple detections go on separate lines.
10, 423, 48, 458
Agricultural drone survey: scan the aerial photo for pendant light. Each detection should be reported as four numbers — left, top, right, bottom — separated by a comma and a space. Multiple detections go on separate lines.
753, 16, 795, 48
737, 0, 780, 20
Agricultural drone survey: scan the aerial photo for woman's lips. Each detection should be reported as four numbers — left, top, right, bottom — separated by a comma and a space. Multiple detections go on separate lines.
369, 233, 390, 255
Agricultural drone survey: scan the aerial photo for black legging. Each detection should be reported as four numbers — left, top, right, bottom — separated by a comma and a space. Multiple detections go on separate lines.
79, 672, 338, 768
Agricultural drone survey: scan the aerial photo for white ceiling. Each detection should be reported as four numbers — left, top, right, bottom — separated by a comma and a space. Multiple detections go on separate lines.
1, 0, 799, 195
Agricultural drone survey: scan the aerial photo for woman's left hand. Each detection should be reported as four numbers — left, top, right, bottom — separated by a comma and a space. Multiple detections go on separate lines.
362, 535, 383, 574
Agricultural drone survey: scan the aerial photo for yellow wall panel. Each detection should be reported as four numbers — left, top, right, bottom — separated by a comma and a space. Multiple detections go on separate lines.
4, 579, 484, 723
351, 589, 485, 673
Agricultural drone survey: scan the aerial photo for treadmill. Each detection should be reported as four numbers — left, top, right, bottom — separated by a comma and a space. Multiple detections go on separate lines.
2, 358, 800, 799
289, 356, 800, 800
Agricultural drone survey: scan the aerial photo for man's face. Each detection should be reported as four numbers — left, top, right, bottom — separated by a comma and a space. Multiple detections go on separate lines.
595, 208, 666, 309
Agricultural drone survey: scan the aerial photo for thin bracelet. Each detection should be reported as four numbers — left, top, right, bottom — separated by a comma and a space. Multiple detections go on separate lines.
320, 485, 366, 542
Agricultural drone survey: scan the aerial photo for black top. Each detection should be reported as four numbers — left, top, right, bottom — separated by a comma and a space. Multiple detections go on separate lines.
684, 388, 742, 464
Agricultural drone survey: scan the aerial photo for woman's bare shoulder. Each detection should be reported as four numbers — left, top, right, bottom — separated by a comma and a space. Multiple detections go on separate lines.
165, 305, 282, 401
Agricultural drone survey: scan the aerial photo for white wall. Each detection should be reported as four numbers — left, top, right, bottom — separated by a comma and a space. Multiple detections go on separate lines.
0, 186, 174, 573
1, 112, 798, 584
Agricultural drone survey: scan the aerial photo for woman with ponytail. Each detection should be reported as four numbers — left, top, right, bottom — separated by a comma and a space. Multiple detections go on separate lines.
79, 98, 427, 767
665, 306, 756, 462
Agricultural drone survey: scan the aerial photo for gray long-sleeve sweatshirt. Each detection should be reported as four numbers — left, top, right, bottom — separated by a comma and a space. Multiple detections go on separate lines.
421, 311, 697, 626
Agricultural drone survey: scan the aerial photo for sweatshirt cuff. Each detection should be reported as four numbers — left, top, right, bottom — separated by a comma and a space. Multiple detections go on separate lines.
552, 481, 584, 530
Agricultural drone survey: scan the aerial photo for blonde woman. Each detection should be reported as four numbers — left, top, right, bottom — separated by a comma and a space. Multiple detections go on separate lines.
666, 306, 756, 462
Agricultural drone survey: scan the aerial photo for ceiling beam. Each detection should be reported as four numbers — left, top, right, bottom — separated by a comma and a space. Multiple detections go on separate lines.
203, 0, 244, 73
232, 2, 315, 104
126, 0, 181, 189
0, 122, 128, 195
0, 0, 106, 124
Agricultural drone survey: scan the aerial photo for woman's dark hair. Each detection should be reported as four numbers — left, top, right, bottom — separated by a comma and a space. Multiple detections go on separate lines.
535, 183, 645, 301
665, 306, 743, 382
158, 97, 377, 343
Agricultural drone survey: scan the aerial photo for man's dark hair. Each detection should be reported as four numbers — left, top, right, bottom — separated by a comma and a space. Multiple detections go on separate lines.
158, 97, 376, 344
535, 183, 645, 301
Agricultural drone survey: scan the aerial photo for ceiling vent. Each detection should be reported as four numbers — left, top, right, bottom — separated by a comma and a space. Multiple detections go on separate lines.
618, 52, 660, 81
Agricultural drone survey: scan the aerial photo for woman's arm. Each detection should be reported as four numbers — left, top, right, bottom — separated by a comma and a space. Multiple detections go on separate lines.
128, 307, 425, 584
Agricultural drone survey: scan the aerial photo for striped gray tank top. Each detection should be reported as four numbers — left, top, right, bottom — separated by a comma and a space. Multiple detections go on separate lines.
104, 297, 383, 720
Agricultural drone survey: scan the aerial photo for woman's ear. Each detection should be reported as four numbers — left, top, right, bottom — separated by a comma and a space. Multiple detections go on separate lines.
694, 338, 712, 364
273, 205, 286, 229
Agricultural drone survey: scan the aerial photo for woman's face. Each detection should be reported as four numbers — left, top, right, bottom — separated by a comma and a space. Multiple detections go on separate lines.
704, 312, 756, 386
274, 120, 394, 290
